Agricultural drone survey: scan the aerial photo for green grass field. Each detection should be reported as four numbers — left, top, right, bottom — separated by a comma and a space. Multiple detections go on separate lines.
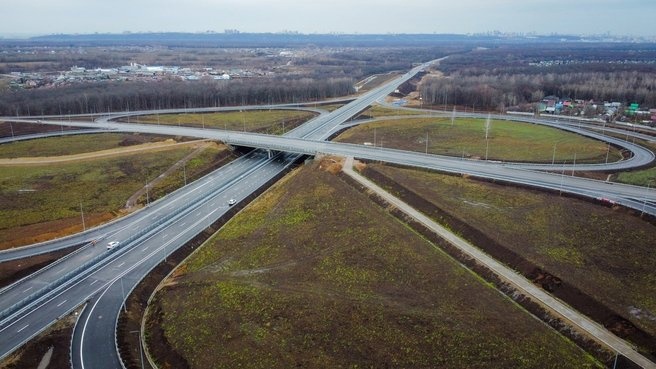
366, 163, 656, 340
359, 104, 425, 118
336, 117, 622, 163
0, 133, 170, 158
133, 110, 316, 135
612, 138, 656, 186
149, 160, 601, 369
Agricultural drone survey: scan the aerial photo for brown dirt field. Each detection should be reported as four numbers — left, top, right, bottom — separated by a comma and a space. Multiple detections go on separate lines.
0, 122, 80, 138
0, 308, 80, 369
0, 140, 208, 166
0, 245, 81, 289
360, 163, 656, 360
0, 212, 115, 251
117, 161, 300, 369
147, 161, 603, 369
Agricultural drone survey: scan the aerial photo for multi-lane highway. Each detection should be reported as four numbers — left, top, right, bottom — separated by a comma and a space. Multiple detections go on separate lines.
13, 118, 654, 215
0, 59, 442, 367
1, 57, 655, 368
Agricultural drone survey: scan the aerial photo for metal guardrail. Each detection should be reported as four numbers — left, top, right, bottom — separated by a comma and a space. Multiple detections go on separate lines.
0, 155, 271, 327
0, 241, 94, 297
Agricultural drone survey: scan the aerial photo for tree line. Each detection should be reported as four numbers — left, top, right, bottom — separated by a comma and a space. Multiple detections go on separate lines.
423, 45, 656, 111
421, 70, 656, 111
0, 77, 354, 116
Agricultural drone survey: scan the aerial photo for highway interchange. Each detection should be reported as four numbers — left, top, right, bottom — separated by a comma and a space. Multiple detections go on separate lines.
1, 59, 656, 368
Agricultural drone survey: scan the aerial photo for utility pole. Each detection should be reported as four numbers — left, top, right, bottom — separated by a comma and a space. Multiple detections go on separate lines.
560, 161, 565, 195
641, 181, 652, 217
80, 202, 86, 231
425, 131, 429, 154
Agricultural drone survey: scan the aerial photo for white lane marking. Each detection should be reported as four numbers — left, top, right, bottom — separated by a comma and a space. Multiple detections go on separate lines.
17, 324, 29, 333
116, 262, 125, 268
162, 234, 169, 239
56, 299, 68, 307
143, 247, 149, 252
180, 222, 186, 227
89, 280, 98, 286
23, 286, 33, 293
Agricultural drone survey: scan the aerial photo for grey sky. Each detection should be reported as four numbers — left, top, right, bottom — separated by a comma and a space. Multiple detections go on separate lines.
1, 0, 653, 37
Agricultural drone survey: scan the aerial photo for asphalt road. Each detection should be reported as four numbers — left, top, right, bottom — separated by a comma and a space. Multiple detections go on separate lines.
0, 129, 106, 144
19, 120, 653, 214
1, 57, 654, 367
0, 150, 282, 361
0, 59, 441, 366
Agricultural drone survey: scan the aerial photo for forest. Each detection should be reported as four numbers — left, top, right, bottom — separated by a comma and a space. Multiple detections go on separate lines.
422, 44, 656, 112
0, 77, 354, 116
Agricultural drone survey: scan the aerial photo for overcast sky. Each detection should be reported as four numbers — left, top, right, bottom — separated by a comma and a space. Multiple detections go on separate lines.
1, 0, 653, 37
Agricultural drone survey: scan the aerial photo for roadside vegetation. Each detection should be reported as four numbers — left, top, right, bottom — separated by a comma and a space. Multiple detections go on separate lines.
363, 163, 656, 345
148, 159, 600, 369
0, 141, 231, 249
131, 110, 316, 135
430, 45, 656, 111
336, 117, 621, 163
612, 138, 656, 187
357, 104, 425, 118
0, 133, 173, 158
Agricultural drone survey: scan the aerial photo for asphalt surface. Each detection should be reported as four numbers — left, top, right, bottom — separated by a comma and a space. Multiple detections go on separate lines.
0, 129, 106, 144
0, 59, 440, 366
0, 150, 283, 362
1, 58, 655, 367
16, 120, 653, 214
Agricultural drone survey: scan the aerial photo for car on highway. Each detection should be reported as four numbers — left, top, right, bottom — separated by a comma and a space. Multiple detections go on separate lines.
228, 198, 236, 206
106, 241, 120, 250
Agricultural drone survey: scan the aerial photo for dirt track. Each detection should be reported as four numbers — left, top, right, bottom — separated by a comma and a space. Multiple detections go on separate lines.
0, 140, 209, 166
342, 157, 655, 369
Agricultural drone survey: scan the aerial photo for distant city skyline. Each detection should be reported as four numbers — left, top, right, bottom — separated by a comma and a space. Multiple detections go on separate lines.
1, 0, 654, 38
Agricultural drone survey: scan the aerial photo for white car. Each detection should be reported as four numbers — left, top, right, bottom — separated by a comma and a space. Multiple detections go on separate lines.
228, 199, 236, 206
107, 241, 120, 250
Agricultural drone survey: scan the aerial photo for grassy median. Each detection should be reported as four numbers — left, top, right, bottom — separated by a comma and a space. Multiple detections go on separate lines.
132, 110, 316, 135
336, 117, 622, 163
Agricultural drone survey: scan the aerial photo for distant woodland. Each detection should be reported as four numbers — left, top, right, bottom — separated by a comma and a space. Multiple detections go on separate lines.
0, 45, 455, 115
422, 44, 656, 111
0, 78, 355, 116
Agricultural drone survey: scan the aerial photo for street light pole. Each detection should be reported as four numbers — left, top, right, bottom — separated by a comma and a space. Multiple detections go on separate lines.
80, 202, 86, 231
